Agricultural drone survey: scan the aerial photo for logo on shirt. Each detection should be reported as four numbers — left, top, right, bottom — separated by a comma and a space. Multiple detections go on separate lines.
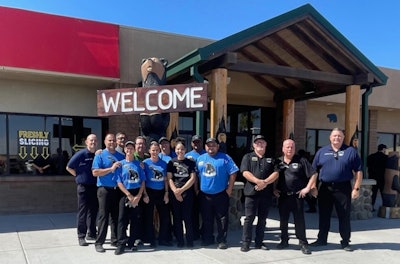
203, 162, 216, 177
152, 168, 164, 181
128, 169, 139, 183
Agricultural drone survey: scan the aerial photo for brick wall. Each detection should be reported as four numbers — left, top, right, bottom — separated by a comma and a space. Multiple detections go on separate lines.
369, 110, 378, 155
294, 101, 307, 150
0, 176, 77, 214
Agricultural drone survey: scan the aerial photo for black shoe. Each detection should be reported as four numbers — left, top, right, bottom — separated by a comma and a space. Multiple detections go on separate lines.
95, 244, 105, 253
240, 243, 250, 252
114, 245, 125, 255
276, 241, 289, 249
127, 245, 138, 252
78, 238, 88, 246
86, 235, 96, 241
254, 242, 269, 250
134, 239, 142, 247
310, 240, 327, 247
301, 245, 311, 255
177, 241, 184, 248
201, 240, 214, 247
110, 241, 118, 247
159, 241, 173, 247
186, 242, 194, 248
341, 242, 353, 252
218, 242, 228, 249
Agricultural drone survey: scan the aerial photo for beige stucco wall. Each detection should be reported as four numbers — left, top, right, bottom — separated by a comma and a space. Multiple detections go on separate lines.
119, 26, 213, 85
0, 79, 99, 116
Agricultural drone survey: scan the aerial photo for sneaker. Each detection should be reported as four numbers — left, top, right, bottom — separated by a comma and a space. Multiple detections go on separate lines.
218, 242, 228, 249
114, 245, 125, 255
134, 239, 142, 247
254, 242, 269, 250
301, 245, 311, 255
240, 243, 250, 252
78, 238, 88, 246
276, 241, 289, 249
309, 240, 327, 247
95, 244, 106, 253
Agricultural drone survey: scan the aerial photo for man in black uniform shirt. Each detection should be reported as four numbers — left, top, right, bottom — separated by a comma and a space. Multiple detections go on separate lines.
240, 135, 278, 252
367, 144, 388, 210
274, 139, 317, 255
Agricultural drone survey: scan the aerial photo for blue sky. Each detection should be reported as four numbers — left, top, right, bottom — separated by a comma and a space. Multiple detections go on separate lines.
1, 0, 399, 69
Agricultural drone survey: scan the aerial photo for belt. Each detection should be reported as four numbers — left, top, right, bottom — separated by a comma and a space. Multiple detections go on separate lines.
321, 181, 350, 186
101, 186, 118, 190
285, 192, 295, 196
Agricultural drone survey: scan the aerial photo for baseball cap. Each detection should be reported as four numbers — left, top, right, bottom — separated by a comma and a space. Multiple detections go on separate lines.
125, 141, 135, 147
378, 144, 387, 151
192, 135, 202, 142
253, 135, 266, 143
205, 137, 218, 144
158, 137, 169, 144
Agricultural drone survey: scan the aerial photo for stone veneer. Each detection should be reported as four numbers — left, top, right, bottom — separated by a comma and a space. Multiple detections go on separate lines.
229, 182, 244, 230
351, 179, 375, 220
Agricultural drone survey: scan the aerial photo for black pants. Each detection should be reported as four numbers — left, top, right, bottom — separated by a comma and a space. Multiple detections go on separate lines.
278, 194, 307, 244
76, 184, 98, 239
95, 187, 120, 245
171, 189, 194, 244
371, 178, 384, 207
242, 194, 272, 245
200, 191, 229, 244
117, 188, 142, 247
142, 188, 171, 243
317, 181, 352, 243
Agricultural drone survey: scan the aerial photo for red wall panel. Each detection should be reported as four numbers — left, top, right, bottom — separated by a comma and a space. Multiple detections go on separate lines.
0, 7, 119, 78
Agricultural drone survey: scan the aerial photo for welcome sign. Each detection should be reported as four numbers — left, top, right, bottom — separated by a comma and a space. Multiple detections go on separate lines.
97, 83, 208, 116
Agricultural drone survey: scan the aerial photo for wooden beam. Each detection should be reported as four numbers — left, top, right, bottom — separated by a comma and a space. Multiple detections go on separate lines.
282, 99, 295, 140
345, 85, 360, 146
227, 60, 354, 85
209, 68, 228, 138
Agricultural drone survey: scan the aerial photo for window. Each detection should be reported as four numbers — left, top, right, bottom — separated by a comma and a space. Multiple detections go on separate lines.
0, 113, 105, 176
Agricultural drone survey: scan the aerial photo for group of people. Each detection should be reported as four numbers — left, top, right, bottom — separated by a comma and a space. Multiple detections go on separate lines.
66, 127, 363, 256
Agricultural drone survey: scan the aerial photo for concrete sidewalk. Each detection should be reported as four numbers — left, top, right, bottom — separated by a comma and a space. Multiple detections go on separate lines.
0, 207, 399, 264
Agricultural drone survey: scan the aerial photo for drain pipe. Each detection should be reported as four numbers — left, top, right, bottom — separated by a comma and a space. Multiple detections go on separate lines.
361, 85, 373, 178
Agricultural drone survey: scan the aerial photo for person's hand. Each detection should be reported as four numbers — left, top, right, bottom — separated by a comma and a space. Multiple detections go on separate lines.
163, 192, 169, 204
143, 195, 150, 204
273, 189, 280, 198
175, 193, 183, 202
351, 189, 360, 199
310, 187, 318, 198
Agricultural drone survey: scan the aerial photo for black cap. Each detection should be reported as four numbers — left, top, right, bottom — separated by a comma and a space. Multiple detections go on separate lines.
205, 137, 218, 144
378, 144, 387, 151
158, 137, 169, 144
253, 135, 266, 143
125, 141, 135, 147
192, 135, 202, 142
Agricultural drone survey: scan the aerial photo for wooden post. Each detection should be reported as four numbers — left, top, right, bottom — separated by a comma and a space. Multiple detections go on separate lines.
210, 68, 228, 138
345, 85, 361, 145
167, 112, 179, 139
282, 99, 295, 140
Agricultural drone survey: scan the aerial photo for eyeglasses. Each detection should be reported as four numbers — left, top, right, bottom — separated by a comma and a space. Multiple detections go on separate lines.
333, 151, 338, 160
117, 137, 125, 140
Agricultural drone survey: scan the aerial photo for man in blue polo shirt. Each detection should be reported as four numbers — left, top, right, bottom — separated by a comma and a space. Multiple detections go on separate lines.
310, 128, 362, 252
196, 137, 238, 250
92, 133, 125, 253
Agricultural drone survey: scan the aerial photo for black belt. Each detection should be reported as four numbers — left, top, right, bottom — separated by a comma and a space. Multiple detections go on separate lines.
321, 181, 350, 186
101, 186, 118, 190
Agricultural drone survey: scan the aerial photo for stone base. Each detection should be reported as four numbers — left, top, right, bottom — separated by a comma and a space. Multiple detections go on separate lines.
378, 206, 400, 218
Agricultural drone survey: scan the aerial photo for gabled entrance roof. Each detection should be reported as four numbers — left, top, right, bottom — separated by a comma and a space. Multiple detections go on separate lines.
167, 4, 388, 101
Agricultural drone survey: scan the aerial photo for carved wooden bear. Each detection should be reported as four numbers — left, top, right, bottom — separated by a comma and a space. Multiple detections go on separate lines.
140, 57, 170, 142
